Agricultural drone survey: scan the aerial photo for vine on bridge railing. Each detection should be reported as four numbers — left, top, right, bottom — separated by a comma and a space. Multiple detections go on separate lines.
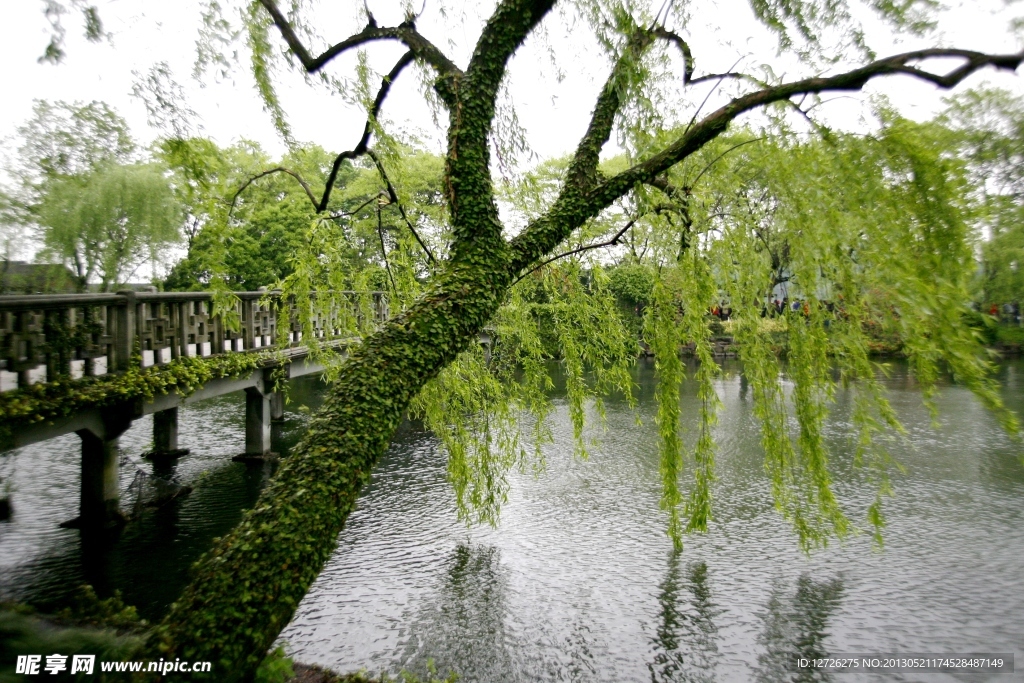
0, 289, 387, 393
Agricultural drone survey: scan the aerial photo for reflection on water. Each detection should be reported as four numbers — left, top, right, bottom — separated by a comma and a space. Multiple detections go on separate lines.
648, 557, 720, 683
397, 544, 515, 681
2, 362, 1024, 681
754, 575, 844, 683
0, 380, 316, 618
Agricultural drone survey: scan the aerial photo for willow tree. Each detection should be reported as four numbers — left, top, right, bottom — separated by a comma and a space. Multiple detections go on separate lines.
41, 0, 1020, 677
943, 88, 1024, 305
36, 163, 182, 291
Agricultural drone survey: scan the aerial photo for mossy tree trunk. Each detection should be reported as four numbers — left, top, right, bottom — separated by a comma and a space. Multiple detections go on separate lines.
142, 1, 1022, 678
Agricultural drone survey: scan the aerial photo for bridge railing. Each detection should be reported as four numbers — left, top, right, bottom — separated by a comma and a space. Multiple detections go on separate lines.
0, 289, 388, 392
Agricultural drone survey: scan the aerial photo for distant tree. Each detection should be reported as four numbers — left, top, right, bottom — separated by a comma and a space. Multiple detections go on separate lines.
36, 163, 181, 291
14, 100, 135, 186
943, 89, 1024, 306
7, 101, 183, 290
160, 138, 310, 290
161, 138, 445, 292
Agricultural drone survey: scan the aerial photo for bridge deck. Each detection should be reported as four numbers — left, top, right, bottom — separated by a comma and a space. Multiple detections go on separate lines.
0, 290, 390, 527
2, 339, 351, 453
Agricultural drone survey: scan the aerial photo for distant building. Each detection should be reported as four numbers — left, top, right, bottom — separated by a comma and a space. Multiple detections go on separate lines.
0, 261, 78, 294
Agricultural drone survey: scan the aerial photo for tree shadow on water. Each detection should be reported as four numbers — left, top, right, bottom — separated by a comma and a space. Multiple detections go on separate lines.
647, 554, 721, 683
395, 543, 517, 683
752, 574, 845, 683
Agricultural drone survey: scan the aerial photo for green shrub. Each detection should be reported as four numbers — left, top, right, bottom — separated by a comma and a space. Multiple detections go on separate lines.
607, 264, 654, 310
255, 646, 294, 683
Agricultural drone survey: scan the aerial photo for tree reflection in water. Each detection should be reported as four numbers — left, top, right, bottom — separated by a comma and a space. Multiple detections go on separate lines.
754, 574, 844, 683
647, 554, 721, 682
396, 543, 514, 682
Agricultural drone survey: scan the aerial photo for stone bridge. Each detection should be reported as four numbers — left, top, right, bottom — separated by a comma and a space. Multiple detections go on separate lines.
0, 289, 387, 527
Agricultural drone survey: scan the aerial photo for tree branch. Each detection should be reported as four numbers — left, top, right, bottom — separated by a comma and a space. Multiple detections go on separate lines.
318, 51, 415, 213
563, 29, 657, 191
508, 47, 1024, 276
329, 194, 379, 221
444, 0, 555, 258
376, 205, 398, 294
687, 71, 764, 87
257, 0, 461, 81
784, 98, 833, 138
228, 167, 317, 216
651, 28, 694, 83
564, 28, 745, 194
367, 150, 436, 265
615, 48, 1024, 190
511, 219, 638, 286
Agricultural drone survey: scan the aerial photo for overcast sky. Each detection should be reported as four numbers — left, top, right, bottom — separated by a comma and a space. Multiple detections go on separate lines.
1, 1, 1022, 178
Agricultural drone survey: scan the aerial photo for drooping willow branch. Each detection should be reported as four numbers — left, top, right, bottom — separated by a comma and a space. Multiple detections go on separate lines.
367, 150, 437, 265
688, 137, 766, 187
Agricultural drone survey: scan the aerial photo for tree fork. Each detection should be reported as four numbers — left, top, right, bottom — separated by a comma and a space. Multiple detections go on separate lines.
143, 0, 557, 679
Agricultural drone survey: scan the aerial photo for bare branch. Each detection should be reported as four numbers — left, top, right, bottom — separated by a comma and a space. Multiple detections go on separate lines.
653, 0, 676, 27
783, 99, 833, 138
564, 28, 661, 192
257, 0, 461, 80
376, 205, 398, 294
229, 167, 317, 217
511, 219, 638, 286
329, 194, 380, 221
318, 51, 415, 212
687, 71, 764, 87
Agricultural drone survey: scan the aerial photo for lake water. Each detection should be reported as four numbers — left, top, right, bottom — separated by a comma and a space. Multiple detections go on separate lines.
1, 359, 1022, 682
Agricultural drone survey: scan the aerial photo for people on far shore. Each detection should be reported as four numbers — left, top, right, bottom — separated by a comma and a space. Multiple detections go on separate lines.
984, 301, 1021, 325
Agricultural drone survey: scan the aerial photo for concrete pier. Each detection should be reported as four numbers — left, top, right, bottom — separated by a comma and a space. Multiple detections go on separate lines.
149, 407, 190, 459
234, 384, 278, 463
75, 430, 122, 528
270, 391, 285, 422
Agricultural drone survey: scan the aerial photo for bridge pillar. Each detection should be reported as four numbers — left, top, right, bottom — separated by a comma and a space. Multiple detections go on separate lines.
270, 391, 285, 422
75, 430, 122, 528
233, 387, 278, 463
148, 407, 190, 460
